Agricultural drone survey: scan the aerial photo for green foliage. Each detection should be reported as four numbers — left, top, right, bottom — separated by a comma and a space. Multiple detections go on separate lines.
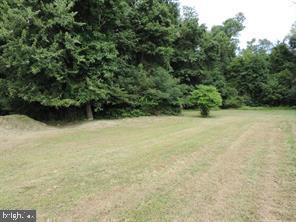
226, 37, 296, 106
288, 22, 296, 49
0, 0, 183, 119
0, 0, 118, 110
268, 43, 296, 106
222, 85, 243, 108
171, 7, 206, 86
190, 85, 222, 117
227, 40, 272, 105
0, 1, 294, 120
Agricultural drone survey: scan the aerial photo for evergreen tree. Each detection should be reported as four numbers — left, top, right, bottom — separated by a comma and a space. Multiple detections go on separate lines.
0, 0, 119, 119
0, 1, 294, 119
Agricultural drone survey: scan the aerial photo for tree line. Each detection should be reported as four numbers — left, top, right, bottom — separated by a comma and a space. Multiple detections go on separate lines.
0, 0, 295, 120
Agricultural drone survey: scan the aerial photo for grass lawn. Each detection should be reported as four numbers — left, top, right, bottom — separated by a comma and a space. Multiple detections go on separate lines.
0, 109, 295, 221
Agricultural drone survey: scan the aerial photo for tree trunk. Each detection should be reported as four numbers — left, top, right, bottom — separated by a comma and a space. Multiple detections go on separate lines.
86, 102, 94, 120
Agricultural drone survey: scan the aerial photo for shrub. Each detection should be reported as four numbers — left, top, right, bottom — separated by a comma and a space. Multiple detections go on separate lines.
221, 86, 243, 108
190, 85, 222, 117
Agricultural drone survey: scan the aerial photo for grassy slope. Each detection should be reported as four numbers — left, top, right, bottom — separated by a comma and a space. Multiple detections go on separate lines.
0, 109, 295, 221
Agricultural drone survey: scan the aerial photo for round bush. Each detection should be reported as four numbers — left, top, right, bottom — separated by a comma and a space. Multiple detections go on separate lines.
190, 85, 222, 117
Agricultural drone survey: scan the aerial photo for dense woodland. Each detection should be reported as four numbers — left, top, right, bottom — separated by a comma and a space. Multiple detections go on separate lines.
0, 0, 295, 120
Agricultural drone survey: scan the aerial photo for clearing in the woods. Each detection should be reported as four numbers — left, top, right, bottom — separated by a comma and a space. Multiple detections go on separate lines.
0, 109, 295, 221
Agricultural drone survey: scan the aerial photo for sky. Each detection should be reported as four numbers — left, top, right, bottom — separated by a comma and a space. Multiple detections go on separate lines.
179, 0, 296, 48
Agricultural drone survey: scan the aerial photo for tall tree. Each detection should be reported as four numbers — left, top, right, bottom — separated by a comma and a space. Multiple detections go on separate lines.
228, 44, 270, 105
110, 0, 183, 114
0, 0, 119, 119
202, 13, 245, 107
171, 7, 206, 87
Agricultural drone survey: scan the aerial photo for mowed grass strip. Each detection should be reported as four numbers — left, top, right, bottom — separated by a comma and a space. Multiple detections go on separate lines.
0, 109, 295, 221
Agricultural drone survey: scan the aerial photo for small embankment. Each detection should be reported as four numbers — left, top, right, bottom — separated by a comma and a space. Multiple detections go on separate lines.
0, 115, 48, 131
0, 115, 51, 151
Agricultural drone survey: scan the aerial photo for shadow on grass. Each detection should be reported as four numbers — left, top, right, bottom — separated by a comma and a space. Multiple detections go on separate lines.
181, 111, 220, 119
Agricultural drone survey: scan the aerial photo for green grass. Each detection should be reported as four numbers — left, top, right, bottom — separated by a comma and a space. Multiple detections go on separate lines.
0, 109, 295, 221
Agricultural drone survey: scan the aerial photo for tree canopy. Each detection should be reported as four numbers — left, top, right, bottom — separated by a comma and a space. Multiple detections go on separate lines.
0, 0, 295, 120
